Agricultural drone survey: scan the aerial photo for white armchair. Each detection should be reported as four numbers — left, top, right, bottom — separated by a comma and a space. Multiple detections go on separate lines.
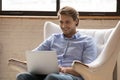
72, 21, 120, 80
44, 21, 120, 80
8, 21, 120, 80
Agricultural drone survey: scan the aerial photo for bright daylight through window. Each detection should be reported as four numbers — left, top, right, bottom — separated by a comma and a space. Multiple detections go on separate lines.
0, 0, 119, 17
60, 0, 116, 12
2, 0, 56, 11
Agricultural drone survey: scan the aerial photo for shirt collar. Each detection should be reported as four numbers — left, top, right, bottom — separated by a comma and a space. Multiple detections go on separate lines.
62, 31, 81, 40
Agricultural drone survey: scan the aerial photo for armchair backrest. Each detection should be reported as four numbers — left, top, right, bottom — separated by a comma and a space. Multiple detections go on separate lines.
44, 21, 113, 57
89, 21, 120, 69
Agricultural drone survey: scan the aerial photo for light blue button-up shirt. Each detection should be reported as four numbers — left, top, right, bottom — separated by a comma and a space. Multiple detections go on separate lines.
33, 31, 97, 67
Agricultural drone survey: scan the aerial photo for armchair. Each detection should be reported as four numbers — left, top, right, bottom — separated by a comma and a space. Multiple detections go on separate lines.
8, 21, 120, 80
44, 21, 120, 80
72, 21, 120, 80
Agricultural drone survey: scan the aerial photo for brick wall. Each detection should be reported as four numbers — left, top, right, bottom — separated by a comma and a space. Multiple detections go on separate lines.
0, 17, 119, 80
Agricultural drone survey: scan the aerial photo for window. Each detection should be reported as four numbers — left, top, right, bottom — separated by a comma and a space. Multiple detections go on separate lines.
2, 0, 56, 11
0, 0, 120, 17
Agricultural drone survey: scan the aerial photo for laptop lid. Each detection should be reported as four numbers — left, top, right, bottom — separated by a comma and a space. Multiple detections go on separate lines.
26, 51, 59, 74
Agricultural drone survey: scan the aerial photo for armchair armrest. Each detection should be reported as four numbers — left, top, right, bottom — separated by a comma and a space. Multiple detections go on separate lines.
72, 60, 90, 80
73, 60, 89, 68
8, 58, 27, 72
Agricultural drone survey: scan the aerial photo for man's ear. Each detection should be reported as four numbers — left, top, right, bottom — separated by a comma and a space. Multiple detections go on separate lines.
76, 19, 79, 26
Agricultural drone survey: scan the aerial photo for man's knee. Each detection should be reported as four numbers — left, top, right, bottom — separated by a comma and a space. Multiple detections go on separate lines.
44, 73, 59, 80
16, 72, 34, 80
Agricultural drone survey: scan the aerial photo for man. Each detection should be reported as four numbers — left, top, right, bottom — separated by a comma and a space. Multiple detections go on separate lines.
16, 6, 97, 80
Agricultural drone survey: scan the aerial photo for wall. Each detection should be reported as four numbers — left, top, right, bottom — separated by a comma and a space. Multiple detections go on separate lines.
0, 17, 119, 80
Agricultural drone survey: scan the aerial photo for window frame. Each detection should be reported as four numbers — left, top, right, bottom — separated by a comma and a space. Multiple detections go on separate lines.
0, 0, 120, 17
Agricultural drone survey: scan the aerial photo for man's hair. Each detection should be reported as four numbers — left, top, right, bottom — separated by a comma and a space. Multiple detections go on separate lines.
57, 6, 79, 26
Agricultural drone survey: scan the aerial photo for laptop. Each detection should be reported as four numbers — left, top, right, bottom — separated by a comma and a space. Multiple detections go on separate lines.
26, 51, 59, 74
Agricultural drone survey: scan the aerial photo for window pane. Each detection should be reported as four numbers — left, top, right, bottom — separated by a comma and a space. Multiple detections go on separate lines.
60, 0, 117, 12
2, 0, 56, 11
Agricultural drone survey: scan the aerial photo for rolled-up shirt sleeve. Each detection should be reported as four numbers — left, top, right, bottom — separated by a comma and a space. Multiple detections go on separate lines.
32, 35, 54, 51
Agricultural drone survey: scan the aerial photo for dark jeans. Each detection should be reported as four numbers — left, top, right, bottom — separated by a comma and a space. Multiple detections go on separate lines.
16, 72, 84, 80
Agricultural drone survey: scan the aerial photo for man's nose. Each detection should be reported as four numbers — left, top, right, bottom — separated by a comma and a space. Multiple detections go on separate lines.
62, 23, 67, 28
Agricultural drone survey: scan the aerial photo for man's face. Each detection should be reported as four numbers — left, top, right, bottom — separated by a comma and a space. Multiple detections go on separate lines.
58, 14, 77, 38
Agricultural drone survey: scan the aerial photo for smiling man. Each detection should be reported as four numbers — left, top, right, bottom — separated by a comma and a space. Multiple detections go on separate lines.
16, 6, 97, 80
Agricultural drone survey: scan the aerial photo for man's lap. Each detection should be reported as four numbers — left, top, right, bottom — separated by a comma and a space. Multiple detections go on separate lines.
16, 72, 83, 80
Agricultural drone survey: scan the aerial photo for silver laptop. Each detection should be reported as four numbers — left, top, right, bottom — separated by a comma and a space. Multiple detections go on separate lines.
26, 51, 59, 74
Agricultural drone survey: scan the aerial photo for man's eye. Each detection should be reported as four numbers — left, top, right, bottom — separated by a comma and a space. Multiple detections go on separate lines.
60, 21, 63, 24
66, 21, 70, 24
